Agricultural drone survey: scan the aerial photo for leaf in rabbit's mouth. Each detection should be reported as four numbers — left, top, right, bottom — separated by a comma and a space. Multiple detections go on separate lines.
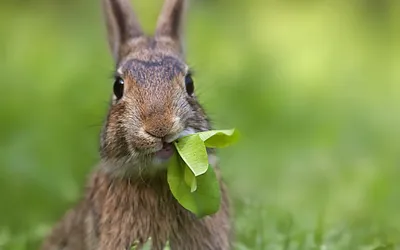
167, 129, 239, 218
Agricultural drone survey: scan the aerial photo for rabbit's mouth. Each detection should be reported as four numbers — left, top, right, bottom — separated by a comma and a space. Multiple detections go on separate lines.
155, 142, 174, 160
151, 127, 196, 165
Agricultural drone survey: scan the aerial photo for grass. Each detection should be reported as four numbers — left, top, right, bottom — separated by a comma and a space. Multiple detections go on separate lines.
1, 0, 400, 249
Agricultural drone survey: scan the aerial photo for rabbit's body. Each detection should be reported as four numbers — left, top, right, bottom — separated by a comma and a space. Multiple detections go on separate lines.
42, 169, 230, 250
43, 168, 230, 250
42, 0, 232, 249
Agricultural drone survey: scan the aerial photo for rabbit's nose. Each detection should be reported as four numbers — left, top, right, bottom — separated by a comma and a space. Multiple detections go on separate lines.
145, 126, 170, 139
144, 116, 172, 139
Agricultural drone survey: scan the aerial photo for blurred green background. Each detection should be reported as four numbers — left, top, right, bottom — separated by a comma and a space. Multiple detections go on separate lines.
1, 0, 400, 249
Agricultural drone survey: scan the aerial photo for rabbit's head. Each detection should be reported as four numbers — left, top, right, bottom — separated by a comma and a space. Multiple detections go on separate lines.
100, 0, 210, 176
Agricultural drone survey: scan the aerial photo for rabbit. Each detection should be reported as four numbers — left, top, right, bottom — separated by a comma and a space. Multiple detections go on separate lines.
40, 0, 232, 249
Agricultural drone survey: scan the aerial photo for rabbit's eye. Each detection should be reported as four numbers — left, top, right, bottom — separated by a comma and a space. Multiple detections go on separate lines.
113, 77, 124, 100
185, 74, 194, 96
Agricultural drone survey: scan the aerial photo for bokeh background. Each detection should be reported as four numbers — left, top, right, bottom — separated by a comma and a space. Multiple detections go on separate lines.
1, 0, 400, 249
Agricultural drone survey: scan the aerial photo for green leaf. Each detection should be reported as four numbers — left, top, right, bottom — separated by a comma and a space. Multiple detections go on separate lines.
174, 134, 208, 176
196, 129, 239, 148
184, 164, 197, 192
167, 128, 237, 217
167, 154, 221, 217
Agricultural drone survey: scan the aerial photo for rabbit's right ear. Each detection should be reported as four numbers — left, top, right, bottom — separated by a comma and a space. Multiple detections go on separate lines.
155, 0, 187, 54
102, 0, 143, 62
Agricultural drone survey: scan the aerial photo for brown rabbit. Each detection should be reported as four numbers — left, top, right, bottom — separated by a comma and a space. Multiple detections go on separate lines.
41, 0, 231, 249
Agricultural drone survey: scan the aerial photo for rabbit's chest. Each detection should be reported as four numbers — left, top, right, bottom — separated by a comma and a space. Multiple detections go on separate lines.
93, 174, 199, 249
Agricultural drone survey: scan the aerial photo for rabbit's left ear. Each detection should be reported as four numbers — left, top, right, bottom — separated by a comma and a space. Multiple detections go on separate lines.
102, 0, 143, 62
155, 0, 187, 54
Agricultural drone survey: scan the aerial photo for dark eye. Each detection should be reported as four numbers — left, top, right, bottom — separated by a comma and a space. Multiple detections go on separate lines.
185, 74, 194, 96
113, 77, 124, 100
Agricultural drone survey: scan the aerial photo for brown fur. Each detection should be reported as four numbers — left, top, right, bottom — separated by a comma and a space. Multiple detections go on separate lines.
42, 169, 230, 250
41, 0, 231, 249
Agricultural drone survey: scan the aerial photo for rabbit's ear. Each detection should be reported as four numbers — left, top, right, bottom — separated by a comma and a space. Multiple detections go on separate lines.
102, 0, 143, 62
155, 0, 187, 53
